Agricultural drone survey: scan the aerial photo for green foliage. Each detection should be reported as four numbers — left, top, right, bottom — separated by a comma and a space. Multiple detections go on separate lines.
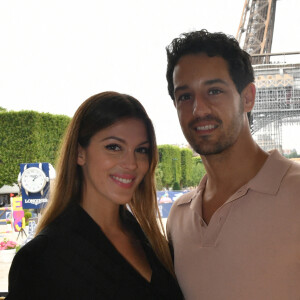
155, 166, 164, 191
172, 181, 180, 190
156, 145, 207, 190
0, 110, 70, 187
0, 107, 7, 112
158, 145, 181, 188
24, 211, 32, 226
190, 157, 206, 187
180, 148, 193, 188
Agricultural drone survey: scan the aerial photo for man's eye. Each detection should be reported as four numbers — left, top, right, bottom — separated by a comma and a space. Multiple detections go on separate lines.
208, 89, 222, 95
177, 94, 192, 102
105, 144, 121, 151
136, 147, 149, 154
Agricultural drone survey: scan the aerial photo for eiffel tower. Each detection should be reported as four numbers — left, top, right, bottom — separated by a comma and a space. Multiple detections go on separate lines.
236, 0, 300, 153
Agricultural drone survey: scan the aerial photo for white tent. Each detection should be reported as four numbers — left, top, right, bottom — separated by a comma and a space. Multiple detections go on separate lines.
0, 183, 19, 195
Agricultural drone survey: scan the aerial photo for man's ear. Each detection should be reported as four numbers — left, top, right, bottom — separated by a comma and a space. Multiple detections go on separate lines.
77, 144, 86, 166
242, 83, 256, 112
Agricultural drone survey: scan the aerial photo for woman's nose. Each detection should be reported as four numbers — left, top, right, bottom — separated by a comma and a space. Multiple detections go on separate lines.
121, 151, 138, 170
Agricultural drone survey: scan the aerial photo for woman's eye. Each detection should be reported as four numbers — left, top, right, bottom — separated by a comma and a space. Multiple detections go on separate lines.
136, 147, 149, 154
105, 144, 121, 151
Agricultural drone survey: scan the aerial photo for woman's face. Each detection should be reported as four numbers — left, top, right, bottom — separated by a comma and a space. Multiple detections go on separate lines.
77, 118, 150, 209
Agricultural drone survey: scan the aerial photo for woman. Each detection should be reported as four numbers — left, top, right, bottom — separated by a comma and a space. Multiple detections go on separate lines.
7, 92, 183, 299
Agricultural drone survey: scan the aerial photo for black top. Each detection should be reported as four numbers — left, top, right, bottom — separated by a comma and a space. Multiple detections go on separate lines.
6, 204, 183, 300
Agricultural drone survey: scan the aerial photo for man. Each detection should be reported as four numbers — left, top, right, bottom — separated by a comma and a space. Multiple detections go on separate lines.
165, 29, 300, 299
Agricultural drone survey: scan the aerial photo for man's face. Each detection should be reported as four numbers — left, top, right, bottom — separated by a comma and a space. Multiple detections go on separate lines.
173, 53, 246, 155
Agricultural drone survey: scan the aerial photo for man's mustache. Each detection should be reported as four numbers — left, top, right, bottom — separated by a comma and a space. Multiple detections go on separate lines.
188, 115, 222, 128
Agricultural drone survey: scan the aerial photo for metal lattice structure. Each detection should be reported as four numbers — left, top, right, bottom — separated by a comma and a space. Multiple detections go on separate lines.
252, 61, 300, 152
236, 0, 277, 64
236, 0, 300, 153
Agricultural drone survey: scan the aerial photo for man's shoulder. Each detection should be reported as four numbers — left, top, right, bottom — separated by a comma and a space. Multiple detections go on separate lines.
253, 150, 300, 198
257, 150, 300, 186
273, 152, 300, 180
167, 190, 197, 223
173, 190, 196, 206
282, 159, 300, 189
287, 159, 300, 173
270, 150, 300, 169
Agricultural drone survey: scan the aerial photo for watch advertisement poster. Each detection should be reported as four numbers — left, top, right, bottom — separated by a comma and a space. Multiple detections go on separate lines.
20, 163, 50, 209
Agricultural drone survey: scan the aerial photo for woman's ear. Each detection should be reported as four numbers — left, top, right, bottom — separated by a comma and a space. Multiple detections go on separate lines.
242, 83, 256, 112
77, 144, 86, 166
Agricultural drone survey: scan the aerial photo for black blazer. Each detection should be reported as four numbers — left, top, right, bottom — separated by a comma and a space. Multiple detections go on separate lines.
6, 204, 183, 300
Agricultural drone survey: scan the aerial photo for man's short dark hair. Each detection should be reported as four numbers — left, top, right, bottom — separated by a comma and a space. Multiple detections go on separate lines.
166, 29, 255, 100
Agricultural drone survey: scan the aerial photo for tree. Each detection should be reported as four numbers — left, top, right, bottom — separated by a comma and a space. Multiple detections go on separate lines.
0, 110, 70, 187
156, 145, 206, 190
158, 145, 181, 189
180, 148, 193, 188
190, 157, 206, 187
155, 166, 164, 191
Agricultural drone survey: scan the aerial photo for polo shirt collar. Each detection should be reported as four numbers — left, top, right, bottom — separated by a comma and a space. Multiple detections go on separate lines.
179, 149, 292, 209
247, 149, 292, 195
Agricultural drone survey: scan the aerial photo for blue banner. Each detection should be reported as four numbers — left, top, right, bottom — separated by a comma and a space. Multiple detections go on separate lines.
20, 163, 50, 209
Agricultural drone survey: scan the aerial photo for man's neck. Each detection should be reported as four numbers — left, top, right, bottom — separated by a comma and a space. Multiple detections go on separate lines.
200, 138, 269, 224
204, 143, 267, 187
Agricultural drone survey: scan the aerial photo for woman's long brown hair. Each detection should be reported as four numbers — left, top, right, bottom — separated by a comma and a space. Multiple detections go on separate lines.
36, 91, 175, 276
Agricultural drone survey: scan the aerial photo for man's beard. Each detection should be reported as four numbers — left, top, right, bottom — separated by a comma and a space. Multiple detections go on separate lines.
186, 104, 244, 156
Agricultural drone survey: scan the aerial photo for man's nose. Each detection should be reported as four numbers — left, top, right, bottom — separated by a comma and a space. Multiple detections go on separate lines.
193, 94, 212, 117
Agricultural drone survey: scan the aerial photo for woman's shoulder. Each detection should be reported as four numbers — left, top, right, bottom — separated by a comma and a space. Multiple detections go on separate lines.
8, 234, 49, 297
38, 203, 83, 235
12, 234, 49, 268
13, 204, 80, 262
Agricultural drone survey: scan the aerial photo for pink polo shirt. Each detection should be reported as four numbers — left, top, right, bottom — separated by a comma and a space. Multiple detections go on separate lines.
167, 150, 300, 300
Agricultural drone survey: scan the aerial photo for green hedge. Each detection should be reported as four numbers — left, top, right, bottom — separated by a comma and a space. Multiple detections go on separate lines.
156, 145, 206, 189
158, 145, 181, 188
181, 148, 193, 188
0, 110, 70, 187
190, 157, 206, 187
0, 109, 206, 190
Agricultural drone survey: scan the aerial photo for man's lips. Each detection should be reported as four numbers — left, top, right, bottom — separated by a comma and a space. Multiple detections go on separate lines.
189, 116, 221, 134
195, 124, 218, 131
